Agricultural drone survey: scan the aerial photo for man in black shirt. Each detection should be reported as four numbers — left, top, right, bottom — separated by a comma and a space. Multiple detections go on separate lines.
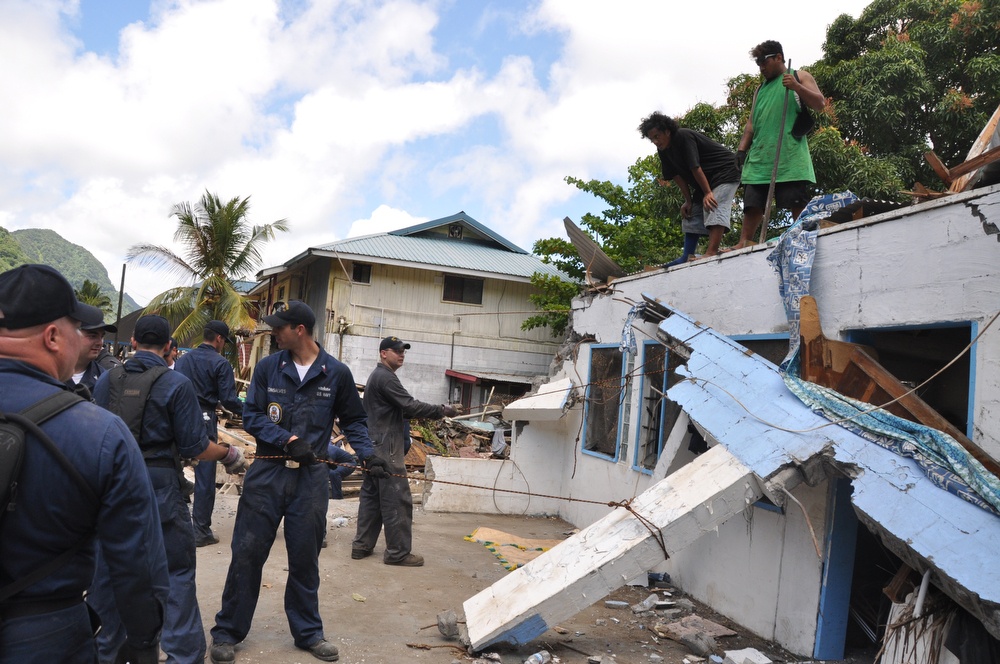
639, 112, 741, 259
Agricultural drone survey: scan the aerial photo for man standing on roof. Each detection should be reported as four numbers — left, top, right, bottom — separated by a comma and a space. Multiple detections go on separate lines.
0, 264, 169, 664
209, 301, 387, 664
174, 320, 244, 547
89, 315, 247, 664
731, 40, 826, 249
639, 112, 741, 262
67, 321, 118, 396
351, 336, 461, 567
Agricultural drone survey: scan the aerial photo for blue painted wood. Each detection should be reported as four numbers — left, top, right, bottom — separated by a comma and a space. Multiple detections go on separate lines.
652, 300, 1000, 641
814, 478, 858, 660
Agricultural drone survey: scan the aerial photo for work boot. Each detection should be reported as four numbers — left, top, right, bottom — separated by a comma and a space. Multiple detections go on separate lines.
350, 548, 372, 560
195, 534, 220, 547
385, 553, 424, 567
299, 639, 339, 662
209, 641, 235, 663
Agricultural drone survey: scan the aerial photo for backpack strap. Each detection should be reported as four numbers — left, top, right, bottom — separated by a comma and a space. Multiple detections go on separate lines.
0, 390, 90, 603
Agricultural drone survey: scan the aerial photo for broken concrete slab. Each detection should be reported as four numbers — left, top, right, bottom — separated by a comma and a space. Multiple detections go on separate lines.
723, 647, 773, 664
463, 445, 762, 650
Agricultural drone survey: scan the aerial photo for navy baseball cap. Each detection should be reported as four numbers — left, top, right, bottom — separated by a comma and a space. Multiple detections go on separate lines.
205, 320, 232, 343
262, 300, 316, 329
0, 264, 104, 330
379, 336, 411, 352
133, 315, 171, 345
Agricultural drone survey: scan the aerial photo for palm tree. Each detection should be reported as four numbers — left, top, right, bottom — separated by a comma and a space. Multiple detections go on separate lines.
75, 279, 114, 317
127, 190, 289, 344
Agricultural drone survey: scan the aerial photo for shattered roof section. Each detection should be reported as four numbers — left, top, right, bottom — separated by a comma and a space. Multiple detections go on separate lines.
656, 302, 1000, 640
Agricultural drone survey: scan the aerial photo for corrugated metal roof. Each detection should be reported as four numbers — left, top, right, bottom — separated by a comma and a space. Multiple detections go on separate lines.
313, 233, 567, 280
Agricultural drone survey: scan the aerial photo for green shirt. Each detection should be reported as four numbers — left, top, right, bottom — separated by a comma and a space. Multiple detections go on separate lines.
742, 73, 815, 185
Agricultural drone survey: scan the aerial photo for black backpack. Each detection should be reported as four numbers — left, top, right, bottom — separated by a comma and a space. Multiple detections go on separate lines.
0, 390, 92, 602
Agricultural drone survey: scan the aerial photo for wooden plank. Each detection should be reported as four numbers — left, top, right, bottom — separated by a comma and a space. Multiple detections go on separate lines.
924, 150, 953, 185
463, 445, 761, 650
797, 296, 1000, 478
950, 102, 1000, 192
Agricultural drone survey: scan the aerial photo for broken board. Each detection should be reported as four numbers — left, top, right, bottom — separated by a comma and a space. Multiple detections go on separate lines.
463, 445, 761, 650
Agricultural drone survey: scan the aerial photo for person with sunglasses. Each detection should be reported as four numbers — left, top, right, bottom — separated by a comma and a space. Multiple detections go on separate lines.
732, 40, 826, 249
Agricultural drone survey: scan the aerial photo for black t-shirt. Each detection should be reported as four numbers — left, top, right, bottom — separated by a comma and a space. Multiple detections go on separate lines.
658, 128, 740, 199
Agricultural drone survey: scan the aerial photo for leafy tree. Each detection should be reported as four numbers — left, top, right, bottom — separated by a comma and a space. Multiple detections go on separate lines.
75, 279, 113, 316
812, 0, 1000, 186
128, 191, 289, 344
0, 227, 29, 273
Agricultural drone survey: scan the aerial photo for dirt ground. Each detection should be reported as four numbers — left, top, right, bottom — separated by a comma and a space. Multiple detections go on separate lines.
193, 492, 876, 664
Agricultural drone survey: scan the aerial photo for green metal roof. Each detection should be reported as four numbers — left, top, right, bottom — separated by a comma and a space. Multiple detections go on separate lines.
310, 212, 567, 280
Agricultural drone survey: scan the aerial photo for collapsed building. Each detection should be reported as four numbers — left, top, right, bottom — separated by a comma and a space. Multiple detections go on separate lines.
422, 112, 1000, 662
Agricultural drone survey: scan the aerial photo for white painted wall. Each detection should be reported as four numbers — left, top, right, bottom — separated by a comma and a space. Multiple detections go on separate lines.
424, 184, 1000, 656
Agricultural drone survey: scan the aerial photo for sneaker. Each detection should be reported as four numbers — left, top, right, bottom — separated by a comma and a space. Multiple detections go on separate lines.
350, 548, 372, 560
384, 553, 424, 567
209, 641, 235, 664
299, 639, 339, 662
195, 535, 220, 548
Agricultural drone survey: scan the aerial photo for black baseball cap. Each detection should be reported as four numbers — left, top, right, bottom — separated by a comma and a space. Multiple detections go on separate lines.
133, 315, 171, 345
0, 264, 104, 330
262, 300, 316, 329
205, 320, 232, 343
379, 336, 411, 352
82, 321, 118, 333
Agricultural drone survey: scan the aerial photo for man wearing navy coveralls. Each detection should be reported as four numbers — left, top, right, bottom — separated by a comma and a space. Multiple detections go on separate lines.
89, 315, 247, 664
209, 300, 388, 663
174, 319, 245, 547
0, 264, 170, 664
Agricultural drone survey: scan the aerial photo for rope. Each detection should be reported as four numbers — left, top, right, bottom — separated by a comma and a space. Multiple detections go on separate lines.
250, 455, 671, 560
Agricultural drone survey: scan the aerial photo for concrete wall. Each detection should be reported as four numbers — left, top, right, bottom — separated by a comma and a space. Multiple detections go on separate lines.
424, 184, 1000, 656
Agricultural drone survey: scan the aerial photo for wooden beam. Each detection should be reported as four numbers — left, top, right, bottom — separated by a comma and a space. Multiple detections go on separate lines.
463, 445, 762, 650
924, 150, 953, 185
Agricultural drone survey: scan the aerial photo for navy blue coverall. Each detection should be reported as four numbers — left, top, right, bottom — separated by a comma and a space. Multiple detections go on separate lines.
90, 351, 211, 664
326, 443, 357, 499
0, 359, 169, 664
210, 344, 373, 650
174, 343, 243, 542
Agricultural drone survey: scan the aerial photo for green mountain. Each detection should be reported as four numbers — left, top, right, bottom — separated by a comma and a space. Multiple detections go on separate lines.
0, 228, 30, 272
10, 228, 140, 318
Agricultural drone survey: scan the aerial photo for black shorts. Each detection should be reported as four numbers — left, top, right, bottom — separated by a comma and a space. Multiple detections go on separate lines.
743, 181, 813, 212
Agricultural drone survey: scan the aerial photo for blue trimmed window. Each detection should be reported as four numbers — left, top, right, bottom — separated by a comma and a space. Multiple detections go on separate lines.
582, 345, 625, 459
634, 341, 684, 472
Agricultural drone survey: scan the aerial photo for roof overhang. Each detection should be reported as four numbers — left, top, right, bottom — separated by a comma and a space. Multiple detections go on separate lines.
652, 298, 1000, 640
503, 377, 575, 421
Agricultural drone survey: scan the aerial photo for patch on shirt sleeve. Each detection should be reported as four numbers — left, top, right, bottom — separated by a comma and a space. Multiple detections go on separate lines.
268, 402, 283, 423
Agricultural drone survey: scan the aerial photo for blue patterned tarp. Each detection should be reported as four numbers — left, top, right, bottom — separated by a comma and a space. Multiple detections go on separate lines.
768, 193, 1000, 515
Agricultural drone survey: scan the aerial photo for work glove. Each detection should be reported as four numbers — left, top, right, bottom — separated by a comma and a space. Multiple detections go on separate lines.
363, 455, 389, 479
284, 437, 316, 465
442, 404, 460, 417
117, 643, 159, 664
735, 150, 746, 171
220, 443, 248, 474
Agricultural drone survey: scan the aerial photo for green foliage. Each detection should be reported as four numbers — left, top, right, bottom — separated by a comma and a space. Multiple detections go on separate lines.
0, 228, 29, 273
521, 272, 581, 337
75, 279, 114, 316
128, 190, 289, 346
9, 228, 139, 316
411, 422, 447, 456
814, 0, 1000, 186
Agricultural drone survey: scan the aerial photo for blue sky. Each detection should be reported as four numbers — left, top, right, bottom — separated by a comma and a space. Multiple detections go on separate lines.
0, 0, 872, 304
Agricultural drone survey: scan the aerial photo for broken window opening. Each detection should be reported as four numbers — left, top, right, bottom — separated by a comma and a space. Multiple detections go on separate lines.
634, 341, 686, 472
582, 345, 624, 459
846, 323, 973, 436
731, 335, 791, 367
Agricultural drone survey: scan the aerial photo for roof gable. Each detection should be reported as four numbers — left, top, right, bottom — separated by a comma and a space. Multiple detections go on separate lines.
388, 212, 527, 254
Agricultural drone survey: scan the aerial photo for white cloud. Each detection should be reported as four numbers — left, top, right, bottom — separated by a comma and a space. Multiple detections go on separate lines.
0, 0, 874, 306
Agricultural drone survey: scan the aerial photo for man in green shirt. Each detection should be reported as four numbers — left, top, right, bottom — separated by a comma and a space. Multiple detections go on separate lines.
732, 40, 826, 249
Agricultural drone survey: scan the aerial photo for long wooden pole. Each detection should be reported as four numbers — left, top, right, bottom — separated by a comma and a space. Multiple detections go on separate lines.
758, 60, 792, 244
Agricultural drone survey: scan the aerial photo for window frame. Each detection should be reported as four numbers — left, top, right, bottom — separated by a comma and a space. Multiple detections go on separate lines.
442, 273, 484, 305
581, 344, 626, 461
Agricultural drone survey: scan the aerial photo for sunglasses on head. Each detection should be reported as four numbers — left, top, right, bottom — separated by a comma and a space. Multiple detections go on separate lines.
755, 53, 779, 66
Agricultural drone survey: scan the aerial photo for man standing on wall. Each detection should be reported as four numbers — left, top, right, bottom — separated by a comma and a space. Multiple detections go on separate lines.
351, 336, 460, 567
209, 301, 387, 663
732, 40, 826, 249
174, 320, 244, 547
